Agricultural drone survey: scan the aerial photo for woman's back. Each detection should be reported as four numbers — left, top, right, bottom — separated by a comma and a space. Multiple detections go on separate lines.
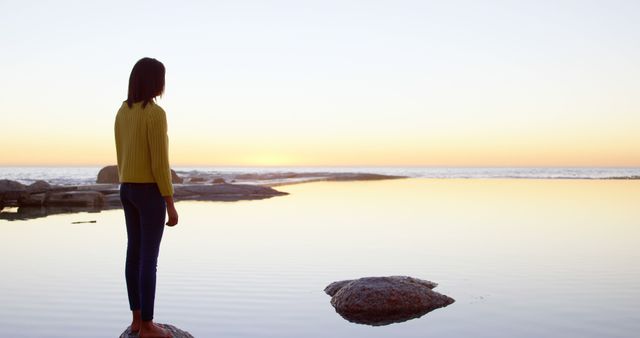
114, 101, 173, 196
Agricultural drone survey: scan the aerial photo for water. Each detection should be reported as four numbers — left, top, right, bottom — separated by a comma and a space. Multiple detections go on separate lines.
1, 166, 639, 186
1, 178, 639, 337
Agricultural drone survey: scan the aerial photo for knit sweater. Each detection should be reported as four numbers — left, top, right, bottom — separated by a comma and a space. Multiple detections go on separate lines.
114, 101, 173, 196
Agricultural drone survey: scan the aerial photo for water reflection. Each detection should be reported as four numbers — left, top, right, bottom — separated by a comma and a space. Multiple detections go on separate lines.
0, 205, 105, 221
335, 307, 438, 326
0, 179, 639, 338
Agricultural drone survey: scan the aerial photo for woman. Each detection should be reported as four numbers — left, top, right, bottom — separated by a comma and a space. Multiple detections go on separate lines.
115, 57, 179, 338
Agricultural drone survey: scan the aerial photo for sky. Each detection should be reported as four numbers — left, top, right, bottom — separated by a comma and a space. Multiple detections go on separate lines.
0, 0, 638, 167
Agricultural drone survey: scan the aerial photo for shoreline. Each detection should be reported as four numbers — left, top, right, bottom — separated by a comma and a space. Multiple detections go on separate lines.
0, 170, 407, 221
1, 166, 640, 187
3, 164, 640, 222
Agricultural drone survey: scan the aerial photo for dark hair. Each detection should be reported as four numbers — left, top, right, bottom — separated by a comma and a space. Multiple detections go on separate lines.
126, 57, 165, 108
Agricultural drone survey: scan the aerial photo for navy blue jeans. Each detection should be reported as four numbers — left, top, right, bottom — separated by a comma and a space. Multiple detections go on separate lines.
120, 183, 166, 321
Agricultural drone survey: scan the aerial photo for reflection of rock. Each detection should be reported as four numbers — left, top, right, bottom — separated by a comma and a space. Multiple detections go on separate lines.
119, 323, 194, 338
173, 183, 288, 201
45, 191, 105, 207
96, 165, 183, 184
0, 205, 103, 221
325, 276, 454, 326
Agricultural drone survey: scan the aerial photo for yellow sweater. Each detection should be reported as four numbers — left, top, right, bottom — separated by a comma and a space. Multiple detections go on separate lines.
114, 101, 174, 196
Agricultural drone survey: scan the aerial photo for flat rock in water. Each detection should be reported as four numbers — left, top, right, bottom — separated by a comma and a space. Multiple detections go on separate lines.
325, 276, 454, 326
173, 183, 288, 201
119, 324, 194, 338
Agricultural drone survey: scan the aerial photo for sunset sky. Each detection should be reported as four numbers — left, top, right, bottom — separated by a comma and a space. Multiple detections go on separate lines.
1, 0, 638, 167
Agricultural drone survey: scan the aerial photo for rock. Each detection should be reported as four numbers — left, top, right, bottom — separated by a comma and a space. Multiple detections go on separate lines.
77, 184, 119, 194
188, 177, 207, 183
27, 180, 51, 193
325, 276, 454, 326
212, 178, 226, 184
0, 179, 28, 204
171, 170, 184, 184
104, 193, 122, 206
45, 191, 105, 207
173, 183, 288, 201
324, 280, 352, 297
19, 193, 47, 206
96, 165, 183, 184
119, 324, 194, 338
96, 166, 119, 183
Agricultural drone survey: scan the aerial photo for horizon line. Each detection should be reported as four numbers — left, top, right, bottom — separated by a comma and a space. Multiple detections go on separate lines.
1, 164, 639, 169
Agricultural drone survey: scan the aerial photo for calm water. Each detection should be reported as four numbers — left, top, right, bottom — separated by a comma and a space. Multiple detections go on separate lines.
1, 179, 639, 337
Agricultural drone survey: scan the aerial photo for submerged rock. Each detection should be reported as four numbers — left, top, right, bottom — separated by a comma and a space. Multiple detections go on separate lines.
96, 165, 183, 184
325, 276, 454, 326
119, 324, 194, 338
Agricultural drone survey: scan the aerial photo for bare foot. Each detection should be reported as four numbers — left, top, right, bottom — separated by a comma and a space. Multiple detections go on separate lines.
140, 321, 171, 338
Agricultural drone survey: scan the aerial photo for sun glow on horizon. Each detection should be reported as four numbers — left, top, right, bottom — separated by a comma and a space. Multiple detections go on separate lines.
1, 1, 639, 167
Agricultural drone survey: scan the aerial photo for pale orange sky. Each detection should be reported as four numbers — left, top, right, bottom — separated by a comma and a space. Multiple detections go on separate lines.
1, 1, 639, 167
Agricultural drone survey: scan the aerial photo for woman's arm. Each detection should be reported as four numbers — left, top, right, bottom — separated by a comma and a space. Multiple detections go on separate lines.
147, 106, 178, 226
164, 196, 179, 226
147, 107, 174, 197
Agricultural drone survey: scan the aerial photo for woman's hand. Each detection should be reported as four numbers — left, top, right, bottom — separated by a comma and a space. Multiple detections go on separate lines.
164, 196, 179, 227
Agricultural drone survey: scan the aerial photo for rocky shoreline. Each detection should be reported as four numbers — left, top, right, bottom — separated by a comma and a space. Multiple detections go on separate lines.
0, 180, 287, 221
0, 166, 406, 221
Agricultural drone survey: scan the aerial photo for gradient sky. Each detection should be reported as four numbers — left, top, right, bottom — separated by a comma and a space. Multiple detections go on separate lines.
1, 0, 638, 166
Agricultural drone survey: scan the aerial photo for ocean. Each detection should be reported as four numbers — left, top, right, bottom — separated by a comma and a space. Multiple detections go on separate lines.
1, 166, 639, 186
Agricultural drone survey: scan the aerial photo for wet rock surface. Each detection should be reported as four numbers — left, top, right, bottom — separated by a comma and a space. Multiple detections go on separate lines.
119, 324, 194, 338
325, 276, 454, 326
